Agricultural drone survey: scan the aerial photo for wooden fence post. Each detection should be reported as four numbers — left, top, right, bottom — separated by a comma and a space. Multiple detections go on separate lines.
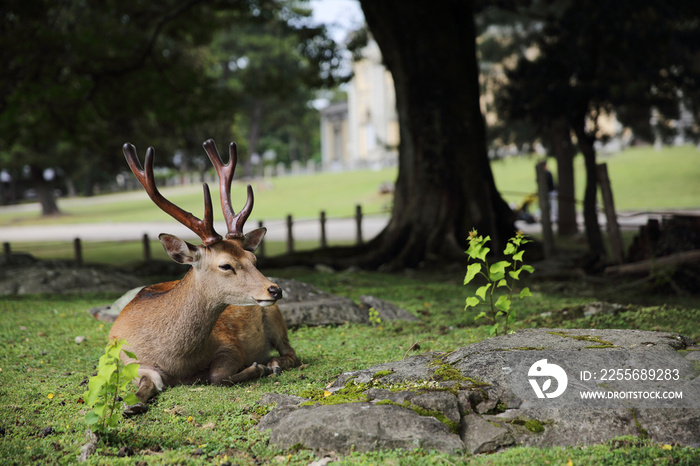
320, 211, 327, 249
355, 204, 363, 245
73, 237, 83, 266
142, 233, 151, 262
258, 220, 265, 257
286, 215, 294, 253
535, 161, 555, 259
596, 163, 624, 264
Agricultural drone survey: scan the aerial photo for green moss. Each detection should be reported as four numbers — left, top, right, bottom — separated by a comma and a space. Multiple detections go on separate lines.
298, 382, 371, 406
484, 401, 507, 415
548, 331, 617, 348
432, 364, 467, 382
375, 400, 460, 434
372, 370, 393, 379
524, 419, 545, 433
631, 408, 649, 440
509, 418, 545, 433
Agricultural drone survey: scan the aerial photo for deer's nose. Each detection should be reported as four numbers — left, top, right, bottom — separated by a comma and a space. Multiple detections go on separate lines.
268, 285, 283, 301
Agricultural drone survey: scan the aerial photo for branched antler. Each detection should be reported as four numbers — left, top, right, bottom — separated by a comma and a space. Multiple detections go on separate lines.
202, 139, 254, 239
123, 143, 223, 245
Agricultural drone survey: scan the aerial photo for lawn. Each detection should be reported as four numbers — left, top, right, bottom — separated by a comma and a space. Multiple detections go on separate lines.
1, 266, 699, 464
1, 144, 699, 463
1, 145, 699, 229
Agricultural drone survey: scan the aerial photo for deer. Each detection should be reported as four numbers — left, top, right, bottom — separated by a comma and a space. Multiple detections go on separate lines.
109, 139, 299, 411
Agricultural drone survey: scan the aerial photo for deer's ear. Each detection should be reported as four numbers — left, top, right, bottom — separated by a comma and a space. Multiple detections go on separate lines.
242, 227, 267, 253
159, 234, 198, 264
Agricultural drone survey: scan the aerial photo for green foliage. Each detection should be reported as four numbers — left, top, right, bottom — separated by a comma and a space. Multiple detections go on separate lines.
464, 229, 534, 336
368, 307, 382, 327
83, 339, 140, 431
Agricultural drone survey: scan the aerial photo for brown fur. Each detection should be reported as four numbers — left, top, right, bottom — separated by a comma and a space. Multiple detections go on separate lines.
108, 233, 299, 404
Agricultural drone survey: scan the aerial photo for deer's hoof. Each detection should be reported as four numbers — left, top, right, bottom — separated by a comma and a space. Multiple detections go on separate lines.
123, 402, 148, 417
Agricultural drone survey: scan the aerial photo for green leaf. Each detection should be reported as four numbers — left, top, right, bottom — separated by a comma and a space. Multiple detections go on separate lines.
466, 236, 490, 262
474, 311, 487, 321
465, 297, 480, 309
507, 310, 518, 324
496, 278, 508, 288
489, 260, 510, 282
509, 269, 521, 280
521, 264, 535, 274
475, 283, 491, 300
121, 363, 140, 382
123, 393, 140, 405
93, 402, 107, 417
463, 263, 482, 285
519, 287, 533, 299
495, 295, 511, 313
503, 242, 517, 255
122, 350, 138, 360
97, 362, 116, 380
106, 412, 120, 427
512, 250, 525, 262
488, 323, 499, 336
85, 411, 101, 425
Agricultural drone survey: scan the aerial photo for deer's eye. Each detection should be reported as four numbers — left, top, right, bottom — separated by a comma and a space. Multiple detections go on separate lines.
219, 264, 235, 273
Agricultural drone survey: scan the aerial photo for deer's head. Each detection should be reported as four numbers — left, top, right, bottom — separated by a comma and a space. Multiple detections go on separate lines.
123, 139, 281, 307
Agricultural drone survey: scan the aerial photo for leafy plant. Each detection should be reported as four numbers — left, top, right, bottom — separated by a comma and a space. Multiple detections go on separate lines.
464, 229, 534, 336
83, 338, 140, 430
368, 307, 382, 327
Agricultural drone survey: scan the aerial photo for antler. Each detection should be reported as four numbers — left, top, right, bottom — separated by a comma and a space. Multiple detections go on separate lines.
202, 139, 254, 239
123, 143, 223, 245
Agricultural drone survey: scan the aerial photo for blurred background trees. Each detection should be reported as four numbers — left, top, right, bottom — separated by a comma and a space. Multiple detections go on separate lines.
2, 0, 699, 268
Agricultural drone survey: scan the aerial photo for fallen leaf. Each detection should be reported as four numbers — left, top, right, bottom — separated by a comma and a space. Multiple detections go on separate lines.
47, 393, 54, 400
662, 444, 672, 450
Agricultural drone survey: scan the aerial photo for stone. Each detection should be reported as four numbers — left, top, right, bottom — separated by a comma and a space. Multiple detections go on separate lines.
359, 295, 418, 322
257, 329, 700, 455
261, 403, 464, 454
271, 278, 368, 327
460, 413, 514, 453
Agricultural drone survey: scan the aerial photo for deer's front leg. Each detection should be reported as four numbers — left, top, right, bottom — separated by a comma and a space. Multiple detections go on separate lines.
263, 306, 301, 375
124, 366, 164, 415
208, 345, 248, 385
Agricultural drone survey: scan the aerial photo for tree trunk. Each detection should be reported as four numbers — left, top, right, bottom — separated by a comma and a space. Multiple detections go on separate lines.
262, 0, 514, 270
29, 165, 60, 216
548, 117, 578, 236
356, 0, 513, 269
571, 119, 605, 256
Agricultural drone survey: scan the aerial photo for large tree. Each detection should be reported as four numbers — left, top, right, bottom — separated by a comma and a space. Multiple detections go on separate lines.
359, 0, 513, 268
268, 0, 515, 270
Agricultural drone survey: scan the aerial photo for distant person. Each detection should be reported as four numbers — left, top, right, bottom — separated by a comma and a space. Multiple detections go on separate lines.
543, 162, 557, 222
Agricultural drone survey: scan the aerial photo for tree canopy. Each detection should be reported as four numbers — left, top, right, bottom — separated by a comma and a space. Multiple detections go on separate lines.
0, 0, 344, 213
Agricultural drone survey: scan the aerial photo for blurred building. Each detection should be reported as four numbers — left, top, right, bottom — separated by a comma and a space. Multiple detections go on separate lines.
320, 38, 399, 171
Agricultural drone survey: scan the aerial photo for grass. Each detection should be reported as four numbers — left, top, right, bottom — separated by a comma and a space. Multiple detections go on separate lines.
489, 144, 700, 210
0, 169, 396, 227
1, 144, 699, 462
1, 267, 699, 464
1, 145, 699, 229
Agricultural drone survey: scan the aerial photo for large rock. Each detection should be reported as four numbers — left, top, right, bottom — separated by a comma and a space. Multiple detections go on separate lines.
257, 328, 700, 455
272, 278, 368, 327
89, 278, 416, 328
0, 259, 142, 295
